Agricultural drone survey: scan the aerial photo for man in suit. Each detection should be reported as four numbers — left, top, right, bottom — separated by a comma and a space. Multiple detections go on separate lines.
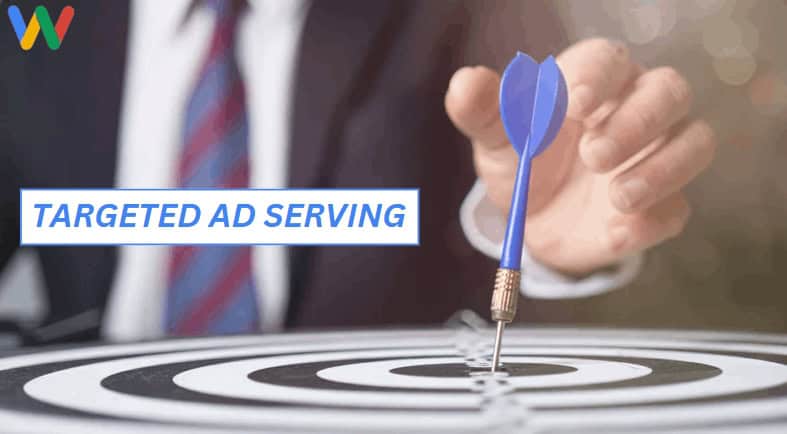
0, 0, 714, 344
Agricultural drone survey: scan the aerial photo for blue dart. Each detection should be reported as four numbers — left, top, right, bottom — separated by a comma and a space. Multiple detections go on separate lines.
490, 52, 568, 373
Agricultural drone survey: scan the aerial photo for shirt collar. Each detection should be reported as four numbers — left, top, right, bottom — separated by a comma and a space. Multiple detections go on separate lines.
178, 0, 307, 30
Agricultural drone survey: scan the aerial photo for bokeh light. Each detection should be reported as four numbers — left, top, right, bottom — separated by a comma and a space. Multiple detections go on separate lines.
713, 55, 757, 86
621, 3, 663, 45
748, 68, 787, 117
702, 18, 745, 58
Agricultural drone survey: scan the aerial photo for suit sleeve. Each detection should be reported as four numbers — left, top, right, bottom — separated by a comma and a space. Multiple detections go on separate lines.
0, 150, 20, 276
0, 45, 20, 273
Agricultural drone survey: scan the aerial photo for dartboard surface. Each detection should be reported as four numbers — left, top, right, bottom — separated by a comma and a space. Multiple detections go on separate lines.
0, 327, 785, 433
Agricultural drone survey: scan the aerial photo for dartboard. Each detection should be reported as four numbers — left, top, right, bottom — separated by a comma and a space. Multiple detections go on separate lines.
0, 327, 785, 433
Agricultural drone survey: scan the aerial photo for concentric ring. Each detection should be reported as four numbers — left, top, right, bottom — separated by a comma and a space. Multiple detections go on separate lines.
0, 328, 783, 433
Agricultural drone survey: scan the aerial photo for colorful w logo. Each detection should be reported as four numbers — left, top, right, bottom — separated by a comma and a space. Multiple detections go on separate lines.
7, 5, 74, 51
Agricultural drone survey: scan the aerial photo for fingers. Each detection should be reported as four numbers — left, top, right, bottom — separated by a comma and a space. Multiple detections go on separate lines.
604, 192, 691, 255
557, 38, 639, 120
580, 67, 694, 172
445, 66, 509, 151
609, 119, 717, 213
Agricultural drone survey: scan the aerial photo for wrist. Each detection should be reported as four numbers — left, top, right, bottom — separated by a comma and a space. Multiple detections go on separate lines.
524, 233, 625, 279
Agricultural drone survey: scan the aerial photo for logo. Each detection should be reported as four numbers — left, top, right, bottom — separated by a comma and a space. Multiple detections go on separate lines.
7, 5, 74, 51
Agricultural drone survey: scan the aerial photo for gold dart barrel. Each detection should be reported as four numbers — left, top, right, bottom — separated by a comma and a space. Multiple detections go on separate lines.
490, 268, 520, 322
490, 267, 520, 372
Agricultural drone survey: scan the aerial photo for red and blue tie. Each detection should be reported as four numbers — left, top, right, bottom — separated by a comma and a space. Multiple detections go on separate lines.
165, 0, 260, 336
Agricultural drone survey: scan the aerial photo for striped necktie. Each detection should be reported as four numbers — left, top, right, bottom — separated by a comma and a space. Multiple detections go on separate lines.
165, 0, 260, 336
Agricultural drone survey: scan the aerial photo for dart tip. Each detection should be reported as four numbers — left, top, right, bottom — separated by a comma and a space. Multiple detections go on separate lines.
491, 320, 505, 373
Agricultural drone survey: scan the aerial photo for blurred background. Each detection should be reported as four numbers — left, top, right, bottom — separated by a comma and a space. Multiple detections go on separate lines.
1, 0, 785, 332
540, 0, 787, 332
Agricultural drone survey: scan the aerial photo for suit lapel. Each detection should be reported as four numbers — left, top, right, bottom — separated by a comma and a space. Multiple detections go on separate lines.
20, 0, 128, 187
9, 1, 130, 337
86, 1, 129, 188
285, 0, 408, 325
287, 0, 402, 188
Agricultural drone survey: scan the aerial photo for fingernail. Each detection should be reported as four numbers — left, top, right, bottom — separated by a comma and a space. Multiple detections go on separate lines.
582, 137, 617, 171
614, 178, 649, 211
610, 39, 628, 55
607, 226, 629, 251
568, 85, 593, 119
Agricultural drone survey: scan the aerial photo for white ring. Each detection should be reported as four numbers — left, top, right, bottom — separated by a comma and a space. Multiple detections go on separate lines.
314, 356, 650, 389
1, 329, 784, 433
168, 347, 786, 409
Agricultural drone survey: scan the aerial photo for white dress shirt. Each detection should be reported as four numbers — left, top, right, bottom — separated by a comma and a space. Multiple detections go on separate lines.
103, 0, 640, 342
105, 0, 307, 340
461, 181, 643, 299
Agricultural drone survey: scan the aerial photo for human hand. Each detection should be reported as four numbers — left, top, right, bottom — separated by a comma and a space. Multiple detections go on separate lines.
446, 38, 717, 276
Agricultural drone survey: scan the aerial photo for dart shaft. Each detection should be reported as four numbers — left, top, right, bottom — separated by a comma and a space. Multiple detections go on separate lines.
500, 154, 532, 269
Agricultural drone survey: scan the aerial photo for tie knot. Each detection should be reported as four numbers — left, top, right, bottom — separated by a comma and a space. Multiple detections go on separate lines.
205, 0, 247, 20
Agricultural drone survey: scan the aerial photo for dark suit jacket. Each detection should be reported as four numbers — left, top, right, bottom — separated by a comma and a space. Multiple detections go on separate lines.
0, 0, 565, 344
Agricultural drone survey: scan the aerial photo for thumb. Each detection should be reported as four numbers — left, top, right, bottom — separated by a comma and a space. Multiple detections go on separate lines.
445, 66, 510, 151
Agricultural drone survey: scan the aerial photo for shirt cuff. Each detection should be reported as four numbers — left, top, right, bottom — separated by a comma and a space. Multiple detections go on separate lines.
459, 180, 643, 299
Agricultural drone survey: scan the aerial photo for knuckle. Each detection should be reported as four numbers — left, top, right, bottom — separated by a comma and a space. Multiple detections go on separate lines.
583, 37, 612, 50
646, 159, 673, 186
653, 67, 693, 106
627, 107, 661, 138
566, 39, 630, 88
588, 38, 628, 58
670, 203, 692, 238
669, 217, 687, 238
694, 120, 717, 149
690, 120, 718, 168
